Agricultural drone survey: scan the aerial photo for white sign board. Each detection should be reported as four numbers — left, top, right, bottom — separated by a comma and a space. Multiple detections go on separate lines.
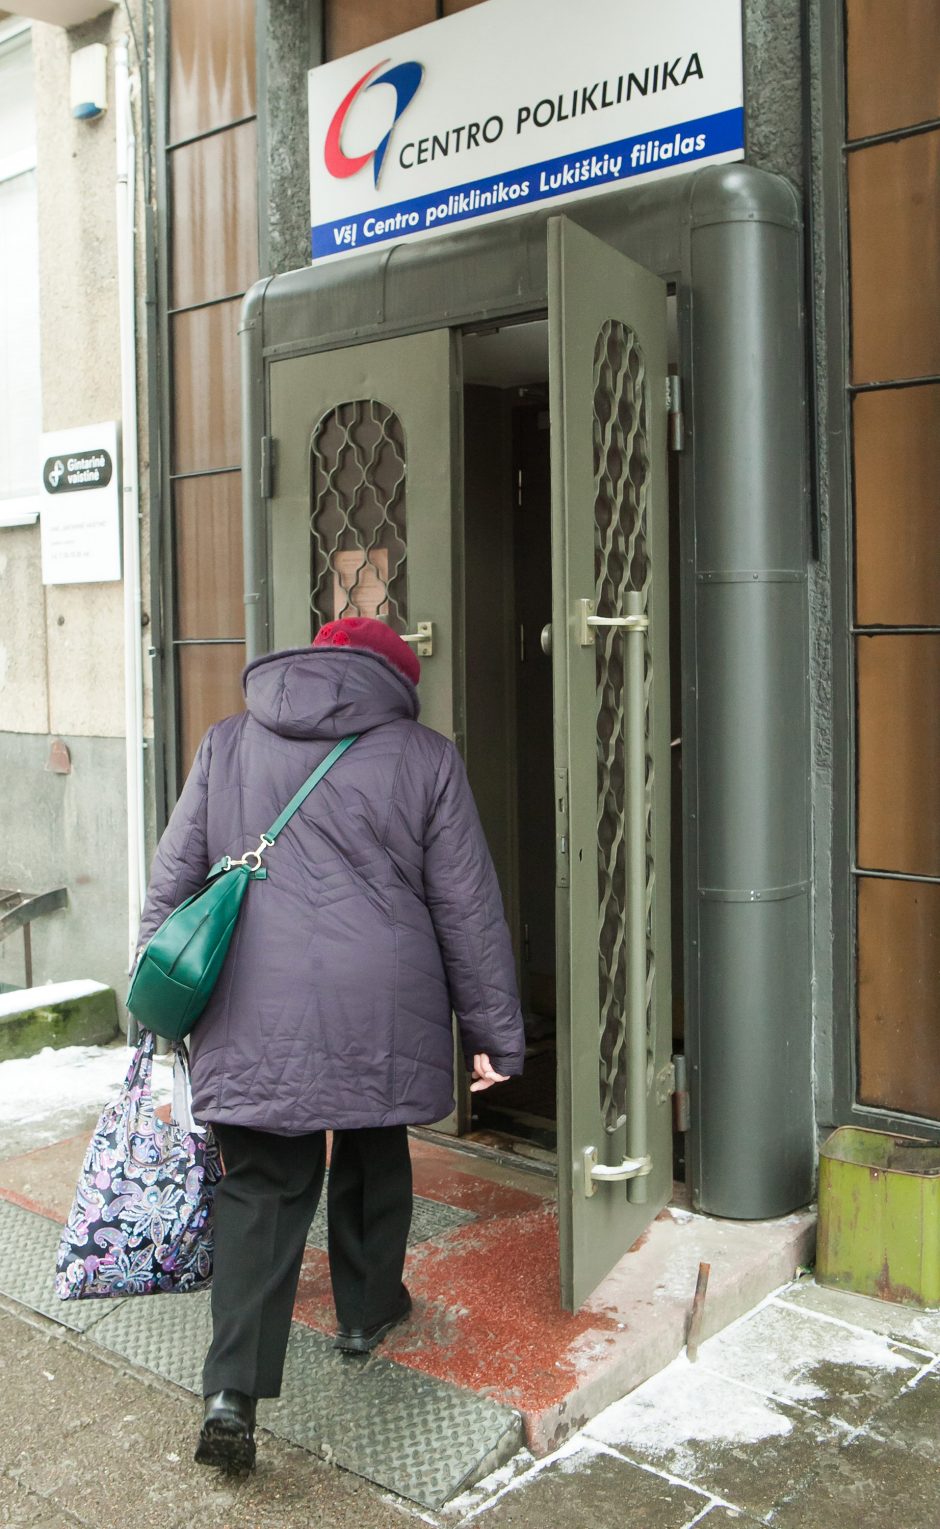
39, 420, 121, 585
308, 0, 744, 261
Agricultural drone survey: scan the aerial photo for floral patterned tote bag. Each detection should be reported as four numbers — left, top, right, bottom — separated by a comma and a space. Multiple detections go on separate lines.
54, 1029, 222, 1299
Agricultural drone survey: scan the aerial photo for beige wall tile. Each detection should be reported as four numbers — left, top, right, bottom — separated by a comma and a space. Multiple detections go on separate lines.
44, 581, 125, 737
0, 527, 49, 734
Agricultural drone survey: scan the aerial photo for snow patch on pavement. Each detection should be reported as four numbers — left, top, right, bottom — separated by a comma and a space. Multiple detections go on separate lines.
698, 1297, 921, 1410
584, 1352, 793, 1470
0, 1042, 172, 1124
787, 1324, 918, 1375
444, 1436, 611, 1520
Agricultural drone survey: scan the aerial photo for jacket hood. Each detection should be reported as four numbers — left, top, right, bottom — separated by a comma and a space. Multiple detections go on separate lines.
243, 646, 420, 740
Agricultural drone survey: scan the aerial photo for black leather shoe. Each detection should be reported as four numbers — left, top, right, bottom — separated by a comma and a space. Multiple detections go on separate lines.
194, 1389, 257, 1475
334, 1286, 412, 1354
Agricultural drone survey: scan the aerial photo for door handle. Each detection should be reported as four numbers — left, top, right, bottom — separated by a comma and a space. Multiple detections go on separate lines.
400, 621, 433, 657
579, 588, 651, 1206
577, 598, 648, 645
582, 1146, 652, 1196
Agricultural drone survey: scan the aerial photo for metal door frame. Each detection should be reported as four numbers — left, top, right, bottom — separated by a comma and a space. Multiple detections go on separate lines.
239, 164, 815, 1221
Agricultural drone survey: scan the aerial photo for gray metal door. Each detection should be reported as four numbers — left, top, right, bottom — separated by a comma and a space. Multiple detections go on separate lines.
267, 329, 469, 1133
267, 331, 459, 739
548, 216, 673, 1310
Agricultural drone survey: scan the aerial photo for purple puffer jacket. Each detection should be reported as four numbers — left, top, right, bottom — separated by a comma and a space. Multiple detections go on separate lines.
135, 646, 525, 1133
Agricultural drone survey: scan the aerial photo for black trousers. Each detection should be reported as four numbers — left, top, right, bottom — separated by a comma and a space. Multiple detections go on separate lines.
202, 1122, 413, 1399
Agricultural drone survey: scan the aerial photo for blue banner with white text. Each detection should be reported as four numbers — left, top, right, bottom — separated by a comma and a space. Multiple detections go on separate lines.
312, 107, 744, 259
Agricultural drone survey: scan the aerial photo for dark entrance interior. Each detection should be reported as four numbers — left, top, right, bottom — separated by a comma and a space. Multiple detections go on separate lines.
461, 320, 557, 1156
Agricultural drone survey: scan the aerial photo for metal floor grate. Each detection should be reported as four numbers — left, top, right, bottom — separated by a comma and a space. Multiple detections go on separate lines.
0, 1197, 127, 1333
306, 1178, 476, 1253
89, 1282, 520, 1509
0, 1197, 519, 1509
265, 1322, 521, 1509
90, 1286, 212, 1393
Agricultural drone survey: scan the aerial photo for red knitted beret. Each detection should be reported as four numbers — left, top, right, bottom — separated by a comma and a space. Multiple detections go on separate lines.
313, 616, 420, 688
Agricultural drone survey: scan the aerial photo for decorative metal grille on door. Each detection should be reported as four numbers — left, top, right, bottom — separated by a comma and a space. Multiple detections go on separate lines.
592, 320, 655, 1132
309, 400, 408, 634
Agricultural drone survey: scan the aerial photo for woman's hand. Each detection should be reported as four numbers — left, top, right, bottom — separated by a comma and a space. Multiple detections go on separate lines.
469, 1053, 511, 1092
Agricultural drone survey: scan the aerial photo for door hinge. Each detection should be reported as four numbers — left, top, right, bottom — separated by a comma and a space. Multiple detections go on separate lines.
666, 375, 685, 453
655, 1061, 676, 1105
672, 1054, 691, 1133
555, 766, 569, 888
260, 434, 276, 499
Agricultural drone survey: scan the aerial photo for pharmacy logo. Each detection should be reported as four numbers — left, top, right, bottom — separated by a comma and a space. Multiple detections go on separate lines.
324, 59, 424, 188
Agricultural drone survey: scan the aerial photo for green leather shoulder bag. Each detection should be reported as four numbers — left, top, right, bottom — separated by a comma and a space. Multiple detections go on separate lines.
126, 735, 358, 1044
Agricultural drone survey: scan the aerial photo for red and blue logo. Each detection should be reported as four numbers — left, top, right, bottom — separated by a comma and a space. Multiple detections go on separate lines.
324, 59, 424, 188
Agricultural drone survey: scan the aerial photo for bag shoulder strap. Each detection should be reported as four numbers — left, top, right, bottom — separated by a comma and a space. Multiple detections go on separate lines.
263, 734, 358, 843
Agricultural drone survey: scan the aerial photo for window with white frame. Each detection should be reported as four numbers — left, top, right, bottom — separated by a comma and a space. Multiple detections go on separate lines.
0, 21, 41, 528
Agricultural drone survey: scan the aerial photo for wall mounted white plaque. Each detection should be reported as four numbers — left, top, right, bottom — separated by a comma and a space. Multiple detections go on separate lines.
39, 420, 121, 585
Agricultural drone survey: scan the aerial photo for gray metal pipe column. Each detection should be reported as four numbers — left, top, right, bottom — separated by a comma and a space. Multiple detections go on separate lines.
241, 277, 273, 662
685, 167, 814, 1217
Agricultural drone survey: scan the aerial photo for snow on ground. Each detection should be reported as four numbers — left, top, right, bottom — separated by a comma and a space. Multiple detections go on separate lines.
0, 1042, 172, 1124
442, 1436, 611, 1520
0, 1042, 174, 1155
699, 1296, 920, 1408
452, 1284, 933, 1520
0, 980, 109, 1018
584, 1350, 794, 1462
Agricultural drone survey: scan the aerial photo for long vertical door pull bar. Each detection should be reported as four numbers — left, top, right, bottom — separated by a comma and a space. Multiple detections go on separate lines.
581, 589, 652, 1199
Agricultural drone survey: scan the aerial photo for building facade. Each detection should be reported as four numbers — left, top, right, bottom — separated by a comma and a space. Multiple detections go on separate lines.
0, 2, 150, 996
1, 0, 937, 1305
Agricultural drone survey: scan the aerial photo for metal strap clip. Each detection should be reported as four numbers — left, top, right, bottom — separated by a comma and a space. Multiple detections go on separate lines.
222, 835, 272, 874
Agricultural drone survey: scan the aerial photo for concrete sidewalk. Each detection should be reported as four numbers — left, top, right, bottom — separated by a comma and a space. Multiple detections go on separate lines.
0, 1045, 814, 1484
0, 1039, 819, 1455
6, 1041, 934, 1524
3, 1277, 940, 1528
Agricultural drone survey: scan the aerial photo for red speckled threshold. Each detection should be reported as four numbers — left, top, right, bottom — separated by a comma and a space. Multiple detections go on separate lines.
295, 1134, 816, 1451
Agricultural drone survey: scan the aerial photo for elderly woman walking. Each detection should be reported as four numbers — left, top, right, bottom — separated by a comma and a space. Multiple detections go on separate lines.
134, 617, 525, 1475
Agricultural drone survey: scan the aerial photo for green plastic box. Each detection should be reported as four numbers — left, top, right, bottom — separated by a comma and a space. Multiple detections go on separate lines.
817, 1126, 940, 1309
